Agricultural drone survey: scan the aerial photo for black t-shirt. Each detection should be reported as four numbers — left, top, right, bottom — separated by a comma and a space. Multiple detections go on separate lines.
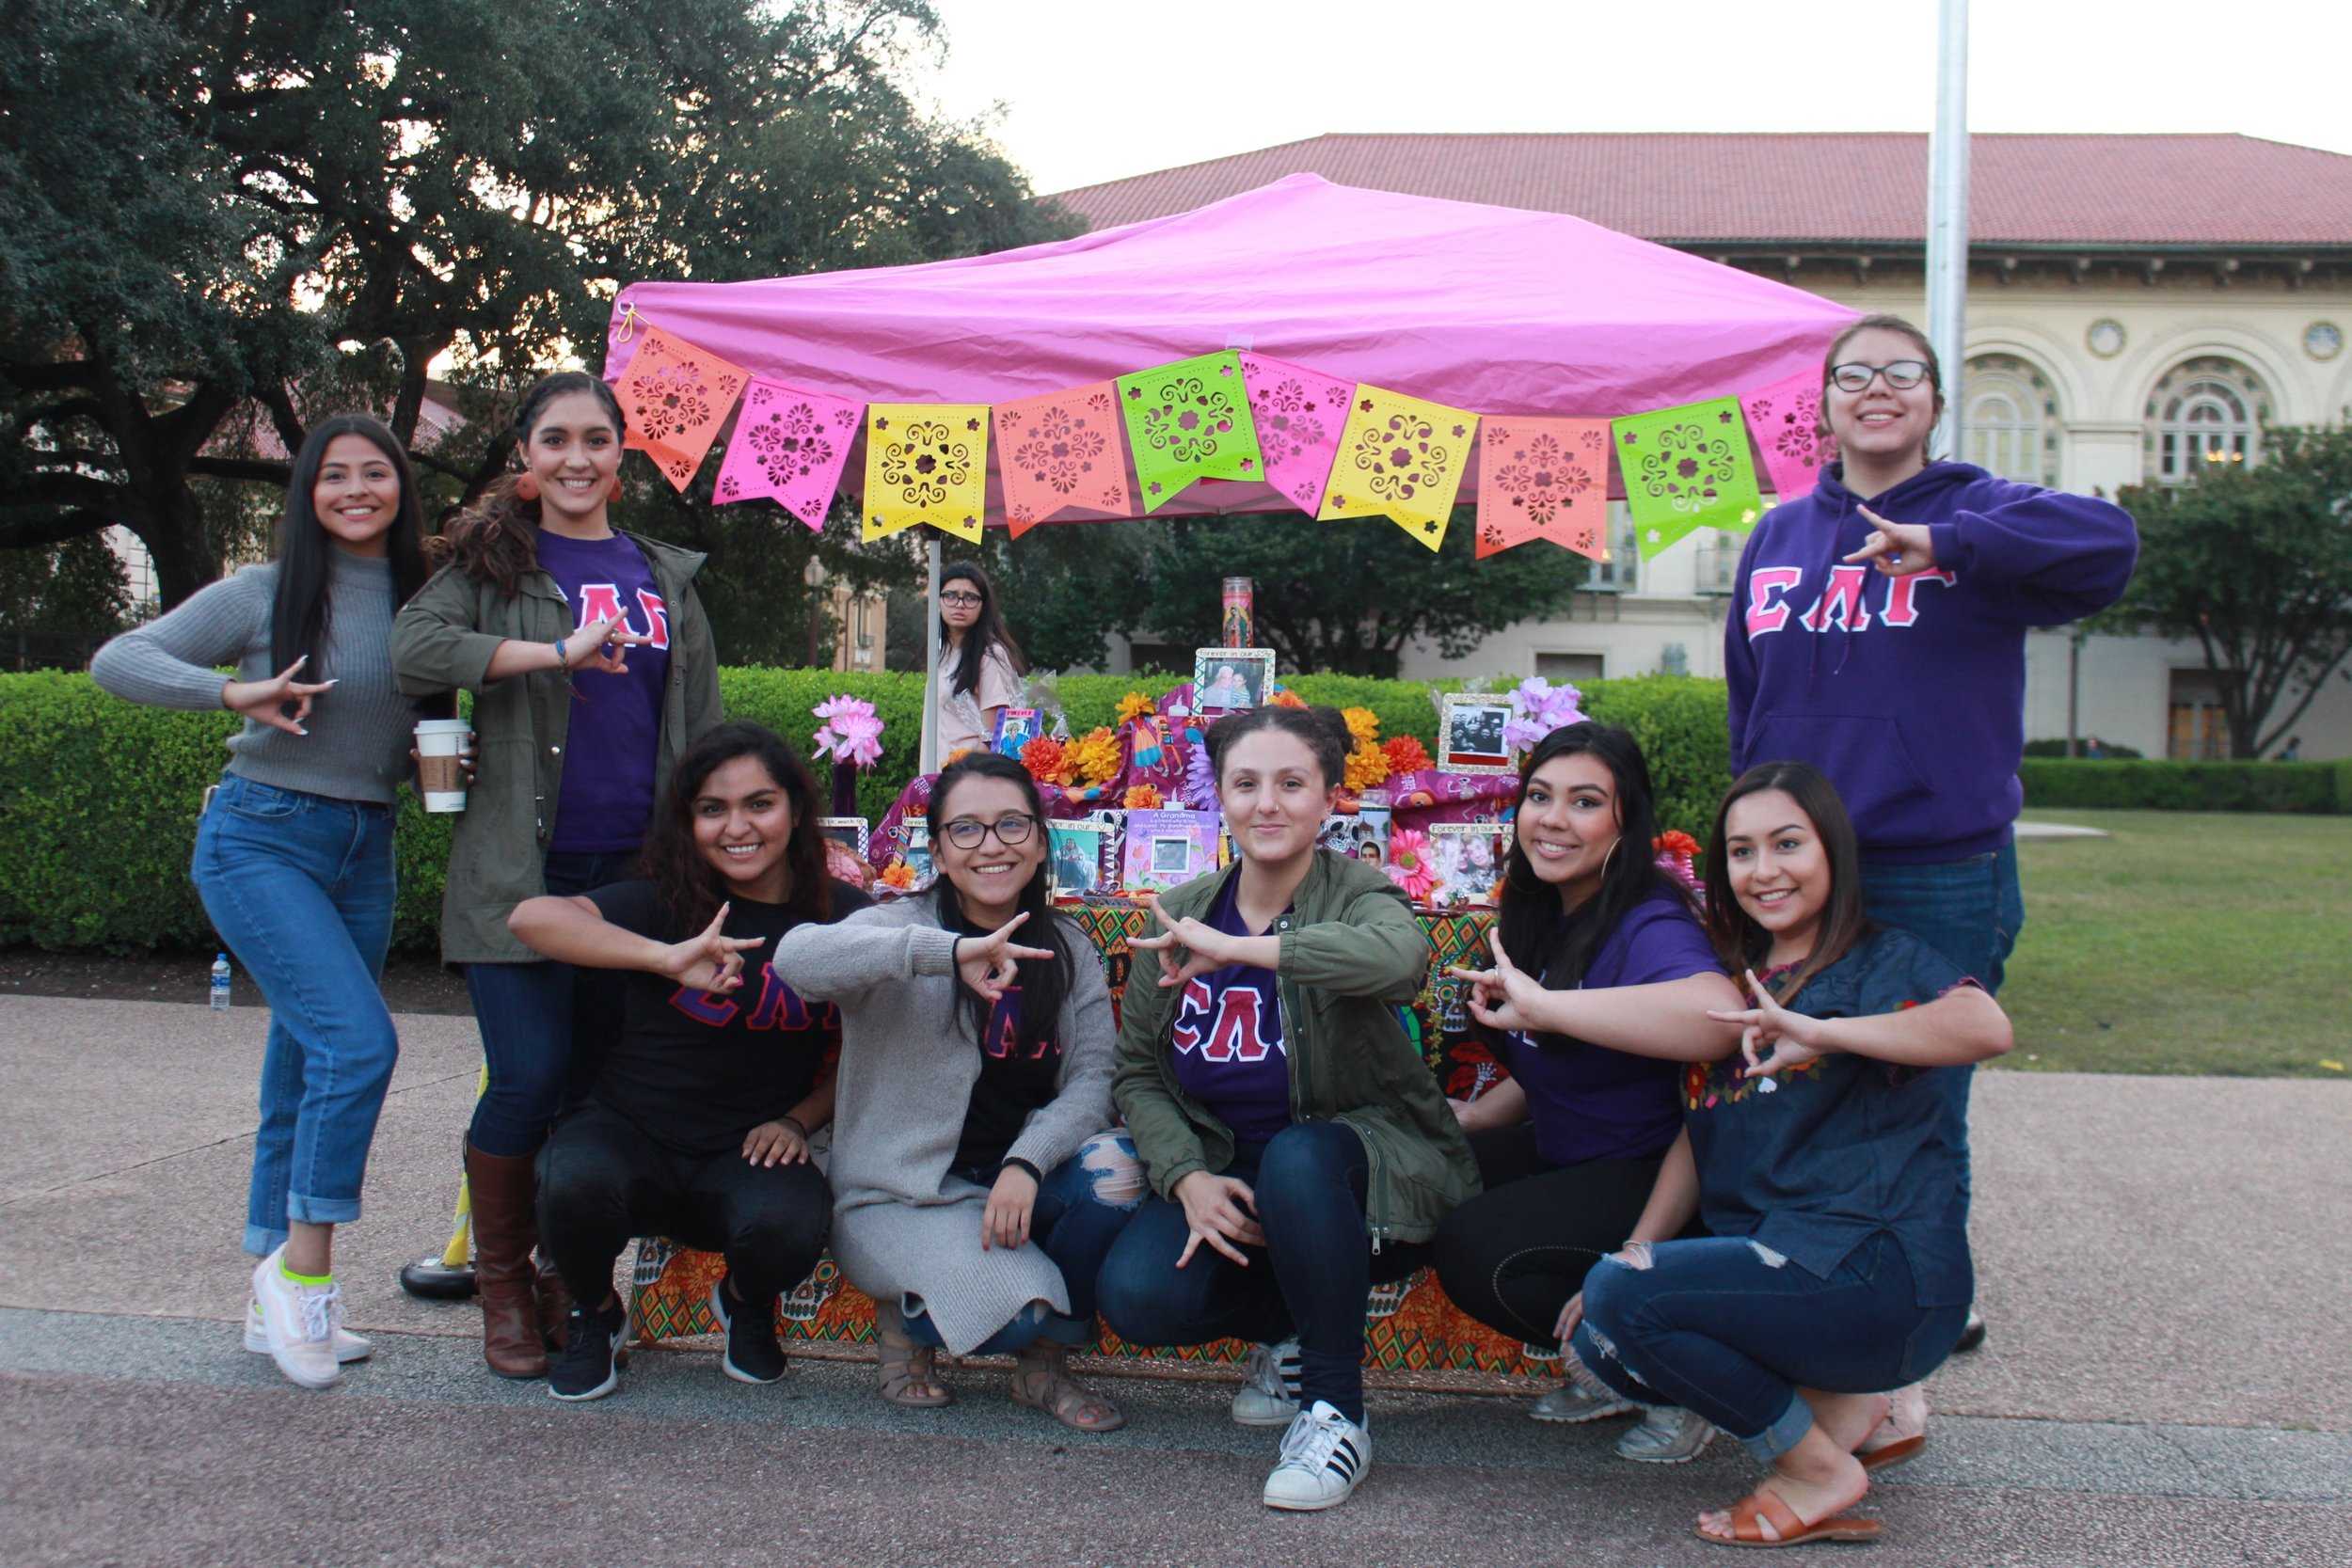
583, 878, 871, 1155
954, 977, 1063, 1173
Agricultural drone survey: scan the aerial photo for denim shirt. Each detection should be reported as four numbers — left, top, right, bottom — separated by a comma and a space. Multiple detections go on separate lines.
1682, 926, 1978, 1307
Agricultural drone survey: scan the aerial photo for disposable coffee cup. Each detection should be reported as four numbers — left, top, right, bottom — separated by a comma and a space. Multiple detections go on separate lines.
414, 719, 471, 813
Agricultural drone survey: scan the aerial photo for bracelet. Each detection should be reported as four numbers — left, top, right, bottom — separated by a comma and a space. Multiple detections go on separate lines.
780, 1115, 809, 1139
550, 636, 570, 670
998, 1156, 1042, 1184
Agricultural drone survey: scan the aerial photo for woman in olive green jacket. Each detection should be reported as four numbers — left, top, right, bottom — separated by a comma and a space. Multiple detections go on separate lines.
389, 372, 721, 1380
1099, 705, 1477, 1513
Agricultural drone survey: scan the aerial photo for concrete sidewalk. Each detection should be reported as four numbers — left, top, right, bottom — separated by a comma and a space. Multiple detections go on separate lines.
2, 993, 2346, 1566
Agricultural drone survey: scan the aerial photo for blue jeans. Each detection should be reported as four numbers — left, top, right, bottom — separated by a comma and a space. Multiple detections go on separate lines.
1096, 1121, 1428, 1426
901, 1132, 1145, 1354
191, 776, 400, 1257
1861, 840, 2025, 997
463, 848, 637, 1157
1574, 1232, 1967, 1463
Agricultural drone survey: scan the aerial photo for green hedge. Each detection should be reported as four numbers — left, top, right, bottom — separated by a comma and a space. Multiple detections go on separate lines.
2018, 757, 2351, 814
0, 669, 1732, 953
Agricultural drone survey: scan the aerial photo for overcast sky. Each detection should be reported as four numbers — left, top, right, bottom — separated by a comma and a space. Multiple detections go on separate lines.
917, 0, 2352, 196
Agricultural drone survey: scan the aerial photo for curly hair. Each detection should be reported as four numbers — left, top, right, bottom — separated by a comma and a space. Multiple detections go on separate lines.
430, 372, 627, 597
640, 722, 833, 937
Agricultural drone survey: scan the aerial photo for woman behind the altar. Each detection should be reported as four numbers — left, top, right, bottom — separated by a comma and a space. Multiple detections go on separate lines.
772, 750, 1137, 1433
926, 562, 1026, 762
1431, 723, 1744, 1463
1097, 705, 1480, 1513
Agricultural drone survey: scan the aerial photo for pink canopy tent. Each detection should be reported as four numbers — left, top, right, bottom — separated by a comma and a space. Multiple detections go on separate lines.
605, 172, 1854, 520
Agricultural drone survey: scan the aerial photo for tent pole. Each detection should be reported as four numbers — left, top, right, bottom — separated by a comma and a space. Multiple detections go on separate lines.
1927, 0, 1970, 462
920, 537, 942, 775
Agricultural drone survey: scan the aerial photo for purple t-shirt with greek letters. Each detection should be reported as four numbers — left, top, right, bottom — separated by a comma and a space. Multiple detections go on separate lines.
1168, 876, 1292, 1142
536, 531, 671, 853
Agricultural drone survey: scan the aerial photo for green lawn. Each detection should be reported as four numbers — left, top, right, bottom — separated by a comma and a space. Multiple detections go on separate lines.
1998, 810, 2352, 1077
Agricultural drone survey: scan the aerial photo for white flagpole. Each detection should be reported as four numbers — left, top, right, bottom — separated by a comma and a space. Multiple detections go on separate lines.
920, 537, 943, 775
1927, 0, 1971, 462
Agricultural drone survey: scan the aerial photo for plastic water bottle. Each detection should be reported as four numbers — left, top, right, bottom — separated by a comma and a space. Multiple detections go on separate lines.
210, 953, 232, 1011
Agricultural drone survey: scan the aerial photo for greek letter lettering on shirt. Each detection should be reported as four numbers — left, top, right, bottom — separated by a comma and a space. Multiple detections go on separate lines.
1170, 976, 1282, 1064
568, 582, 672, 650
981, 987, 1055, 1062
671, 961, 829, 1029
1745, 564, 1957, 639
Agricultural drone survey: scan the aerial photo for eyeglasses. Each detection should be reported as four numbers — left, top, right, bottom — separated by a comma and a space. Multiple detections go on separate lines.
939, 591, 984, 607
941, 813, 1036, 849
1829, 360, 1931, 393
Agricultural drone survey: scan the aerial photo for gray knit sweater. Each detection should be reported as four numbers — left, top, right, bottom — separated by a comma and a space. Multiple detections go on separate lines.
89, 554, 416, 805
774, 897, 1116, 1355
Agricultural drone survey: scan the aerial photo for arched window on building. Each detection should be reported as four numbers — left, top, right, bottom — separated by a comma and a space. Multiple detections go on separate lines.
1962, 355, 2058, 485
2145, 357, 2268, 484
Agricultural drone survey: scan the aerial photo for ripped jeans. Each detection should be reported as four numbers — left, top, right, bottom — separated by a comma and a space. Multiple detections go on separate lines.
901, 1132, 1144, 1354
1573, 1232, 1967, 1463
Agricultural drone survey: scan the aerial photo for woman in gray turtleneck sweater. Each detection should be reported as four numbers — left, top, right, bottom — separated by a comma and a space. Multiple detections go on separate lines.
90, 415, 435, 1392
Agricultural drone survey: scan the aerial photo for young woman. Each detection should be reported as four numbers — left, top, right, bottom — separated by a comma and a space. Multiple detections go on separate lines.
90, 416, 433, 1389
773, 751, 1136, 1433
506, 723, 865, 1402
1726, 315, 2132, 1354
391, 371, 723, 1379
1097, 705, 1481, 1513
926, 562, 1025, 763
1432, 724, 1742, 1463
1537, 762, 2011, 1548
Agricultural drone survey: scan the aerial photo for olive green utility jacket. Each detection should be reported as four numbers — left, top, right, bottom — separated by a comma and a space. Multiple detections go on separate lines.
389, 533, 722, 964
1112, 850, 1480, 1248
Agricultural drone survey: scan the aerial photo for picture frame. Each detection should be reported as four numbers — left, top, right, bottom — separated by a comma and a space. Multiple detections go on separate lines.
1317, 811, 1391, 870
1438, 693, 1516, 775
1121, 809, 1221, 893
1427, 821, 1506, 908
991, 707, 1042, 758
897, 821, 934, 890
1046, 817, 1116, 900
1191, 647, 1275, 713
817, 816, 869, 859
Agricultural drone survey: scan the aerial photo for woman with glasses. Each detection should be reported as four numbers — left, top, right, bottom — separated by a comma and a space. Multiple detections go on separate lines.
1724, 313, 2136, 1356
927, 562, 1026, 763
773, 751, 1138, 1433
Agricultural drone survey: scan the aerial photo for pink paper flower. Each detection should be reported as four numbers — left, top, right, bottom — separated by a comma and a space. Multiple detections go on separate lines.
1502, 676, 1584, 755
812, 694, 884, 768
1385, 829, 1438, 902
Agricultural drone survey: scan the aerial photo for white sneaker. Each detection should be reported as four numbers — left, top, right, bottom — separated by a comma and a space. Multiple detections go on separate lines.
246, 1296, 371, 1364
1231, 1338, 1303, 1427
250, 1246, 343, 1390
1263, 1400, 1372, 1512
1529, 1353, 1635, 1424
1615, 1403, 1716, 1464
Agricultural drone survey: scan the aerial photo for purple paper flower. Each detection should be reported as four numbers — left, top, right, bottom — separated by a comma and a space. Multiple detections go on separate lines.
1179, 734, 1219, 811
1502, 676, 1585, 755
812, 694, 885, 768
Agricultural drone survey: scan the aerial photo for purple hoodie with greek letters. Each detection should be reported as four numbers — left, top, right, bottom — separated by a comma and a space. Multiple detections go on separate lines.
1724, 460, 2137, 863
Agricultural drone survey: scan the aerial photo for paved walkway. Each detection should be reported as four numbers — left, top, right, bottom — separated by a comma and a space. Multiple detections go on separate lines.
2, 994, 2346, 1566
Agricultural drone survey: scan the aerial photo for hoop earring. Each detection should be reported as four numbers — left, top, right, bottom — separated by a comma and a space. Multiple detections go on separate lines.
514, 472, 540, 502
1599, 836, 1621, 880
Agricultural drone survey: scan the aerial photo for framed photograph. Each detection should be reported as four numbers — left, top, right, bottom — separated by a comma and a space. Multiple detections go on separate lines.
818, 816, 869, 859
991, 707, 1042, 758
897, 821, 934, 890
1047, 817, 1116, 900
1192, 647, 1275, 713
1317, 811, 1391, 870
1427, 821, 1506, 908
1438, 693, 1516, 775
1122, 809, 1221, 893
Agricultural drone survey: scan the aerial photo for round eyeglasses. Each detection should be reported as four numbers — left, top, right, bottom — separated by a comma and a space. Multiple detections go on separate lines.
1829, 359, 1931, 394
941, 812, 1036, 849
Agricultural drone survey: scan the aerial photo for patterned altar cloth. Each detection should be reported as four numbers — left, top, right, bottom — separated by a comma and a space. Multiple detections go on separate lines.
630, 904, 1565, 1386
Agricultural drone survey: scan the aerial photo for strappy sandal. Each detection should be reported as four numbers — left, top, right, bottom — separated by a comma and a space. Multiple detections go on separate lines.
1857, 1385, 1929, 1472
1009, 1340, 1126, 1433
874, 1301, 953, 1409
1698, 1485, 1881, 1549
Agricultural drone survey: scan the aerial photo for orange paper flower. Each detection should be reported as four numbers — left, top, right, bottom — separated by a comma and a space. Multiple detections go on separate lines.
1343, 744, 1391, 793
1071, 726, 1122, 788
1342, 706, 1381, 749
879, 858, 916, 890
1020, 735, 1073, 786
1268, 688, 1308, 709
1382, 736, 1434, 775
1654, 830, 1702, 860
1116, 690, 1156, 725
1122, 784, 1164, 810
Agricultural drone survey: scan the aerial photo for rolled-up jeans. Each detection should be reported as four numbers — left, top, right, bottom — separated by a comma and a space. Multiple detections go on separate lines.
191, 775, 400, 1257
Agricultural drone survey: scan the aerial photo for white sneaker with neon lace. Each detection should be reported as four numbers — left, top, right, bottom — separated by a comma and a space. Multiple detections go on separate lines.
1231, 1338, 1302, 1427
1263, 1400, 1372, 1511
246, 1296, 371, 1364
1530, 1351, 1635, 1423
1615, 1403, 1715, 1464
250, 1246, 343, 1390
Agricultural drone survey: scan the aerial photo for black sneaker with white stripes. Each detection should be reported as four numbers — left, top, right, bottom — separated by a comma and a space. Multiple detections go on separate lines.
710, 1277, 787, 1385
548, 1299, 628, 1402
1263, 1400, 1373, 1511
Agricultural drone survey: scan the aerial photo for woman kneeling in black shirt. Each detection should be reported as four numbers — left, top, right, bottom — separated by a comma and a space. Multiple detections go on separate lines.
509, 721, 869, 1401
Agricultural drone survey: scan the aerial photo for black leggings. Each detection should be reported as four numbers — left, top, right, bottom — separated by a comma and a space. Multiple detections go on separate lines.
538, 1101, 831, 1310
1431, 1124, 1675, 1350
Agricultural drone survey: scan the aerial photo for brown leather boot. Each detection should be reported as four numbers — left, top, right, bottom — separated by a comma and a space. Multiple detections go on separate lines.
533, 1253, 575, 1351
465, 1143, 547, 1379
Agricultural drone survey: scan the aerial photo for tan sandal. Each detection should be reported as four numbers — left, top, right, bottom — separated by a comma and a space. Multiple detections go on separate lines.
1857, 1385, 1929, 1472
874, 1301, 953, 1409
1699, 1485, 1881, 1548
1009, 1340, 1126, 1433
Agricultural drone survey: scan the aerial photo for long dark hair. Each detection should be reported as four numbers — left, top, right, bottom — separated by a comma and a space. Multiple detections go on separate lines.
925, 750, 1072, 1053
1703, 761, 1874, 1004
1496, 722, 1686, 995
640, 722, 833, 936
939, 562, 1027, 698
432, 372, 627, 597
272, 416, 431, 677
1204, 704, 1350, 791
1820, 312, 1947, 468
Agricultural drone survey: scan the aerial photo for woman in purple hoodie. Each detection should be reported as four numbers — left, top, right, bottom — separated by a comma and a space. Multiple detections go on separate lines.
1724, 313, 2137, 1352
